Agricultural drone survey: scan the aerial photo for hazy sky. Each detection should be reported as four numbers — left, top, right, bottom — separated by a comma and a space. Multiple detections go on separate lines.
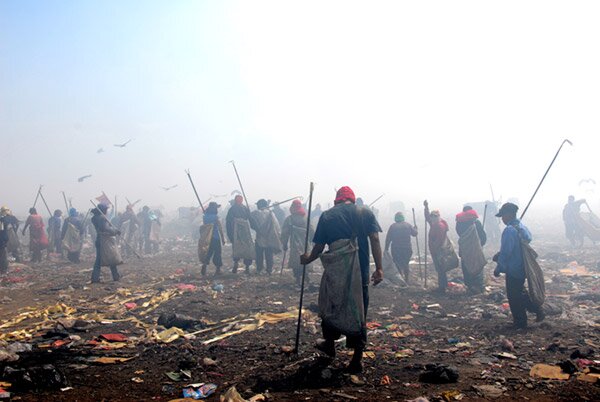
2, 1, 599, 218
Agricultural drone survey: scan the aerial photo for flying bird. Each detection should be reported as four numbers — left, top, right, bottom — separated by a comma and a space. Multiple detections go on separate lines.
114, 139, 132, 148
160, 185, 178, 191
97, 148, 104, 153
78, 175, 92, 183
579, 178, 596, 186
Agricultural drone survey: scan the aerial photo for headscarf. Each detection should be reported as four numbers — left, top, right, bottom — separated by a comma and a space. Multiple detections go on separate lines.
69, 208, 78, 217
290, 200, 306, 216
234, 195, 244, 205
430, 210, 440, 217
0, 206, 9, 217
456, 208, 478, 223
256, 199, 269, 210
394, 212, 405, 223
334, 186, 356, 204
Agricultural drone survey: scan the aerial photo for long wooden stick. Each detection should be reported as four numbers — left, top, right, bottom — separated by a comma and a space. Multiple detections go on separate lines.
229, 160, 250, 210
482, 203, 489, 229
267, 196, 302, 210
412, 208, 422, 284
61, 191, 69, 211
279, 248, 287, 276
424, 209, 428, 287
32, 185, 42, 209
294, 182, 314, 354
520, 139, 572, 220
185, 170, 205, 213
38, 189, 52, 216
368, 193, 385, 208
90, 200, 141, 259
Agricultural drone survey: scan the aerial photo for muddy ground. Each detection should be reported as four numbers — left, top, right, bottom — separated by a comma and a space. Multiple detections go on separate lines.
0, 235, 599, 401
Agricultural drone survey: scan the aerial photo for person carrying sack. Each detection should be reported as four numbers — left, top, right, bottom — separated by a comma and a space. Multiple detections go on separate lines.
301, 186, 383, 374
493, 202, 545, 329
91, 204, 122, 283
424, 200, 457, 293
200, 202, 226, 276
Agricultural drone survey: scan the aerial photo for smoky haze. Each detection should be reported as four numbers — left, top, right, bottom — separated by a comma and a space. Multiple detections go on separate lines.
2, 1, 599, 224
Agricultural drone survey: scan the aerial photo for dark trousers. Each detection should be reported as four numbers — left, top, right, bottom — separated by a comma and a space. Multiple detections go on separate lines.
431, 253, 448, 291
255, 245, 274, 273
233, 258, 252, 267
91, 244, 120, 283
392, 247, 412, 283
31, 247, 42, 263
0, 247, 8, 274
67, 251, 81, 263
203, 237, 222, 267
506, 274, 541, 327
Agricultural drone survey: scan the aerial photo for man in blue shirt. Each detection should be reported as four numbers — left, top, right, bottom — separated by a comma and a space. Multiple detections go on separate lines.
493, 202, 544, 329
301, 186, 383, 373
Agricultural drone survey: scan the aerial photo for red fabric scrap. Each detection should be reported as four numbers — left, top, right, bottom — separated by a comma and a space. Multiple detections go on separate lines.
100, 333, 128, 342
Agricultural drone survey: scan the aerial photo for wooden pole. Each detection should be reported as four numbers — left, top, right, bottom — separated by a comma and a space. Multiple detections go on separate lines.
424, 209, 428, 287
185, 170, 205, 212
32, 185, 42, 209
279, 248, 287, 276
267, 196, 302, 210
482, 203, 489, 229
229, 160, 250, 210
38, 189, 53, 217
520, 139, 572, 220
412, 208, 422, 284
368, 193, 385, 208
294, 182, 314, 354
61, 191, 69, 211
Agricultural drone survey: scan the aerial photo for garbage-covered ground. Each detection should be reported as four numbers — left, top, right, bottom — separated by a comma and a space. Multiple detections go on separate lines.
1, 235, 599, 401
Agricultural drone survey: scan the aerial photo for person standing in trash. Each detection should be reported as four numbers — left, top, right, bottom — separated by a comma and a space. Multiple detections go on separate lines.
0, 207, 22, 263
384, 212, 417, 284
562, 195, 586, 247
493, 202, 544, 329
301, 186, 383, 374
119, 205, 139, 258
0, 213, 9, 275
91, 204, 121, 283
281, 199, 314, 286
225, 195, 253, 273
22, 208, 47, 263
424, 200, 450, 293
147, 210, 162, 253
47, 209, 63, 256
250, 199, 281, 275
137, 206, 151, 253
456, 206, 487, 294
201, 202, 226, 276
61, 208, 84, 263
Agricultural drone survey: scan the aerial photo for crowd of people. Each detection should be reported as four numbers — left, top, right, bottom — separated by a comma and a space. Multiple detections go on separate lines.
1, 190, 591, 374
